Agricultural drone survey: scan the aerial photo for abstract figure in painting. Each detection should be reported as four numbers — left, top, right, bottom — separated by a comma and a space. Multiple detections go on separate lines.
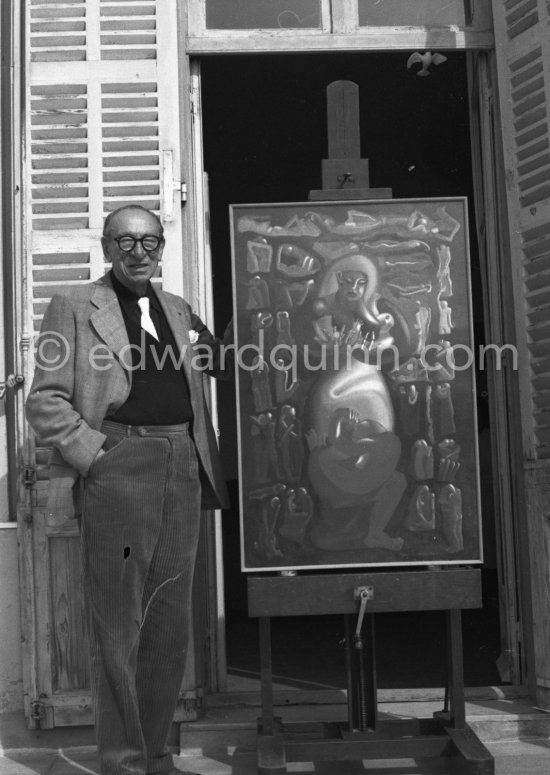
307, 255, 406, 551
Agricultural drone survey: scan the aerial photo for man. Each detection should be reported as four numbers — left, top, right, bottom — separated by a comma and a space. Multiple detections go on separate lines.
26, 205, 232, 775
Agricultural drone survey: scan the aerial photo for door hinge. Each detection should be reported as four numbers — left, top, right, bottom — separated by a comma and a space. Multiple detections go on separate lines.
483, 83, 493, 110
182, 694, 203, 714
181, 182, 188, 203
178, 689, 203, 721
30, 699, 46, 723
22, 465, 36, 487
190, 85, 199, 116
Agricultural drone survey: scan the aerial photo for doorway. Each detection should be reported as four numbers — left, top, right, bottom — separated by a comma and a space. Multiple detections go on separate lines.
201, 51, 503, 691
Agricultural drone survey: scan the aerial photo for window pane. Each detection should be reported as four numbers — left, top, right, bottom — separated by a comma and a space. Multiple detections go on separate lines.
205, 0, 321, 30
358, 0, 467, 27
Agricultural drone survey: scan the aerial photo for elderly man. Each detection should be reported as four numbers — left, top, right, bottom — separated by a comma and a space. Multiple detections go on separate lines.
26, 205, 232, 775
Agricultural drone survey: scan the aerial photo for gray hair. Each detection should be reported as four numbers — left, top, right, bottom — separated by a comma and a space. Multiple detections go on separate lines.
102, 205, 164, 237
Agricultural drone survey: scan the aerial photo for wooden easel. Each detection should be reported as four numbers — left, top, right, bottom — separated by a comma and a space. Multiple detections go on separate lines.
249, 571, 493, 774
248, 81, 494, 775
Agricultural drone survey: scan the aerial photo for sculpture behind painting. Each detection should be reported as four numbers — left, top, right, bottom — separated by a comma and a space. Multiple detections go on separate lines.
307, 255, 406, 552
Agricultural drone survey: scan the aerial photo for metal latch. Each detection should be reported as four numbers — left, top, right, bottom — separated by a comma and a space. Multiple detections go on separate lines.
23, 465, 36, 487
0, 374, 24, 400
353, 586, 374, 649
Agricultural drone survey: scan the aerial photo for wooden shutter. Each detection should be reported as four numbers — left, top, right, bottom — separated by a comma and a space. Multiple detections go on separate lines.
21, 0, 197, 728
491, 0, 550, 708
27, 0, 184, 338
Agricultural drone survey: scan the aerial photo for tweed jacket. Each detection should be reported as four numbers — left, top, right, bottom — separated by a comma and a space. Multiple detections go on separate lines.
26, 273, 231, 518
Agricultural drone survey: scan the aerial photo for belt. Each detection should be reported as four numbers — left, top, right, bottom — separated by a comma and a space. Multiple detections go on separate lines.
101, 420, 190, 437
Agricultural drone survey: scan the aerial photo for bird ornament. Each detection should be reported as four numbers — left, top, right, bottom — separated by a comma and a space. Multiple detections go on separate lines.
407, 51, 447, 76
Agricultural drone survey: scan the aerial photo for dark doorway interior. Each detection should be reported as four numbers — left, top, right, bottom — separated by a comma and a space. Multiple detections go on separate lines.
202, 52, 501, 689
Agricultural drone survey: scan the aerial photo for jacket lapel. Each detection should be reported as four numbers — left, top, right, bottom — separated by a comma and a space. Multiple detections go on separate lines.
90, 276, 200, 400
89, 276, 131, 382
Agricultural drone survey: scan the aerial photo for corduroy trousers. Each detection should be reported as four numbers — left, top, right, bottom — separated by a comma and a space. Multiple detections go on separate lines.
81, 420, 201, 775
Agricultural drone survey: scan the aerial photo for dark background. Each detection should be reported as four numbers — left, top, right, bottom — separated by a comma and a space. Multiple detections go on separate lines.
201, 52, 500, 688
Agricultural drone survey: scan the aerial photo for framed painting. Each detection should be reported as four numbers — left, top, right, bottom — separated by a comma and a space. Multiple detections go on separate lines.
230, 198, 482, 571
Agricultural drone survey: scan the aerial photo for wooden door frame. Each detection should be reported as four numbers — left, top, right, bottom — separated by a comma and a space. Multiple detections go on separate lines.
185, 0, 494, 53
1, 0, 25, 523
466, 49, 536, 691
187, 57, 228, 694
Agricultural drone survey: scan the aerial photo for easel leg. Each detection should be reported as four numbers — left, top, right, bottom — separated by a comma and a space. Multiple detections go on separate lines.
344, 615, 357, 731
344, 613, 377, 732
259, 617, 275, 735
435, 609, 466, 728
359, 613, 377, 731
436, 610, 494, 774
258, 617, 286, 775
446, 726, 496, 774
447, 609, 466, 729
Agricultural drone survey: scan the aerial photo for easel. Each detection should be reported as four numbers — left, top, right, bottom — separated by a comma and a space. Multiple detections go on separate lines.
250, 571, 493, 774
248, 82, 495, 774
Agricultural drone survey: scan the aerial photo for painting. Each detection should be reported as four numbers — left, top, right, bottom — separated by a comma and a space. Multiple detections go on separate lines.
230, 198, 482, 571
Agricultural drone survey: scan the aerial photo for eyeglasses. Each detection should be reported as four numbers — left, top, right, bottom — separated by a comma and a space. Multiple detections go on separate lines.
114, 235, 164, 253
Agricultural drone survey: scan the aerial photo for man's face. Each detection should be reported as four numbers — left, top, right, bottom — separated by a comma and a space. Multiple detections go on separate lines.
337, 271, 368, 302
101, 208, 165, 294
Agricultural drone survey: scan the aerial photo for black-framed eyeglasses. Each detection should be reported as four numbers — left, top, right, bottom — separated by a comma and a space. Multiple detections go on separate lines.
114, 235, 164, 253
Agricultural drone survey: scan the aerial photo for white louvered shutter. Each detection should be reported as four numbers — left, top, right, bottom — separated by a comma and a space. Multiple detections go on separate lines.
27, 0, 184, 336
492, 0, 550, 709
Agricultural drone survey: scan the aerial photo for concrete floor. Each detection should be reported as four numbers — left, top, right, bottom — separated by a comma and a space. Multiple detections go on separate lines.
2, 741, 550, 775
2, 695, 550, 775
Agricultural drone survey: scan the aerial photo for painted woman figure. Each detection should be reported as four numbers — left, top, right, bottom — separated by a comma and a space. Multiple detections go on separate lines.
307, 254, 407, 552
